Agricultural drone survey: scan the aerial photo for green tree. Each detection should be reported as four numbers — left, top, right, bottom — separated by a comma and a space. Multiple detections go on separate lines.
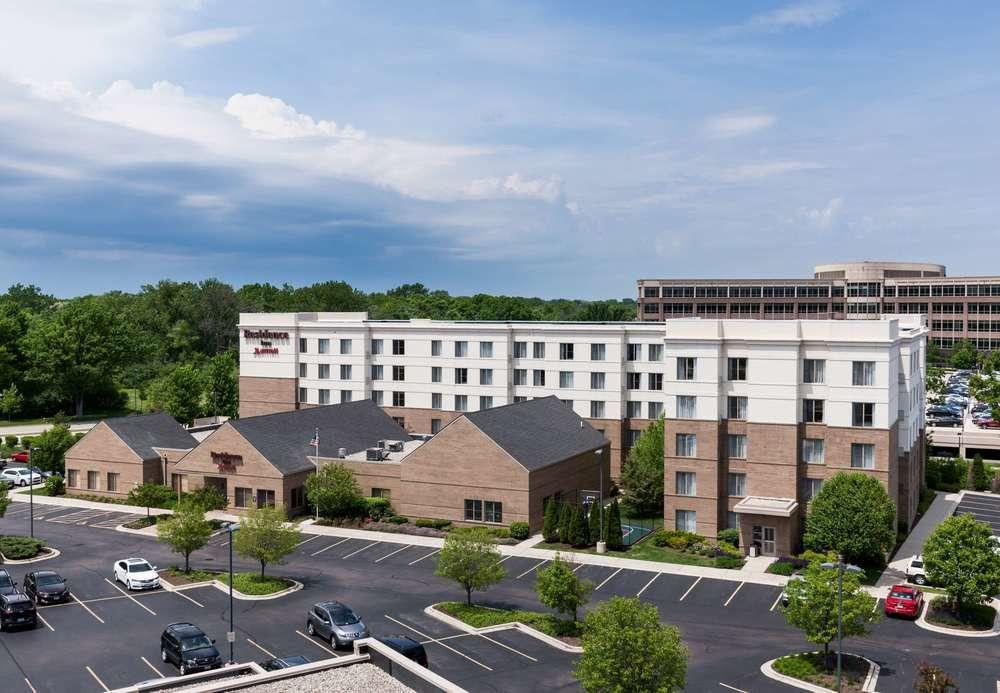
970, 371, 1000, 421
542, 500, 559, 543
558, 503, 574, 544
536, 555, 593, 622
157, 502, 213, 573
619, 417, 664, 516
435, 528, 506, 606
604, 500, 624, 551
154, 364, 206, 425
971, 454, 992, 491
575, 597, 687, 693
304, 463, 365, 519
0, 483, 9, 520
923, 513, 1000, 614
29, 423, 75, 474
925, 365, 945, 400
588, 502, 603, 544
981, 350, 1000, 375
781, 561, 879, 667
128, 483, 175, 519
205, 351, 239, 418
0, 383, 23, 422
803, 472, 896, 565
949, 339, 979, 369
569, 504, 590, 548
233, 505, 300, 578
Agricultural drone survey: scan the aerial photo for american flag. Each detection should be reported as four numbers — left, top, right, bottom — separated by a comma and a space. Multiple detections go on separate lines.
309, 428, 319, 447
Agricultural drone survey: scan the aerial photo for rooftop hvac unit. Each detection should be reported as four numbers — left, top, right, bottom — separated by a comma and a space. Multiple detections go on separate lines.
376, 440, 387, 449
386, 440, 405, 452
337, 447, 347, 458
366, 448, 383, 461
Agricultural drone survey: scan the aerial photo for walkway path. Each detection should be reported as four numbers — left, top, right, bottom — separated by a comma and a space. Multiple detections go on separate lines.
877, 489, 961, 588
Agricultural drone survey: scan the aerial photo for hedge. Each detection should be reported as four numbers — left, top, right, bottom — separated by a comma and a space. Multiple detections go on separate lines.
415, 518, 452, 530
510, 521, 530, 540
0, 535, 47, 559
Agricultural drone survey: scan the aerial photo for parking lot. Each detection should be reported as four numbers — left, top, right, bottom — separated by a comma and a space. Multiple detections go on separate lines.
953, 492, 1000, 535
2, 505, 999, 692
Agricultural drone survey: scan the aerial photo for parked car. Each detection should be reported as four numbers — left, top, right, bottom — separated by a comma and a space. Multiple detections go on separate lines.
884, 584, 923, 619
0, 569, 17, 596
160, 622, 222, 676
0, 468, 41, 486
260, 655, 311, 671
972, 402, 991, 414
0, 592, 37, 631
306, 601, 370, 648
376, 635, 428, 667
113, 558, 160, 591
927, 415, 963, 428
27, 466, 55, 480
977, 419, 1000, 429
10, 451, 29, 463
23, 571, 70, 604
905, 555, 927, 585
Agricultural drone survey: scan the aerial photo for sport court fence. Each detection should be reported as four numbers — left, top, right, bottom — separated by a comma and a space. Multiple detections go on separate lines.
546, 492, 660, 547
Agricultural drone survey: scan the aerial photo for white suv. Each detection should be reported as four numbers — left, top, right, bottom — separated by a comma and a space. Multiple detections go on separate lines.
114, 558, 160, 591
905, 555, 927, 585
0, 468, 42, 487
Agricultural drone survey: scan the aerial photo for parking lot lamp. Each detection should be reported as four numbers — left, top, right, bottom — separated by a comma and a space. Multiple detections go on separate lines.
29, 446, 39, 538
228, 523, 237, 664
821, 556, 864, 692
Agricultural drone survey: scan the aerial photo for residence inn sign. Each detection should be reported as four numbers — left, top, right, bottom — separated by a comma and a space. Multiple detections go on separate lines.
243, 328, 289, 356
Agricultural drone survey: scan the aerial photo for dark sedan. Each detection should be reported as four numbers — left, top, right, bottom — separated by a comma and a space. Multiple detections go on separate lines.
0, 592, 37, 631
24, 571, 70, 604
260, 655, 311, 671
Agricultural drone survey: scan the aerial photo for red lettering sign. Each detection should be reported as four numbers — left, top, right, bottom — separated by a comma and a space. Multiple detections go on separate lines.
253, 347, 279, 355
210, 452, 243, 472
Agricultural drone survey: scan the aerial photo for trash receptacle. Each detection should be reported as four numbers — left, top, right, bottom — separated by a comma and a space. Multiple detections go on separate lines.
748, 545, 759, 558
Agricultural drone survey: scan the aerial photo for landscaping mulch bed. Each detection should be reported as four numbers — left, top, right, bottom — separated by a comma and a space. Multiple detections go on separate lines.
437, 601, 582, 646
773, 652, 868, 692
926, 597, 997, 631
160, 568, 293, 595
122, 516, 159, 529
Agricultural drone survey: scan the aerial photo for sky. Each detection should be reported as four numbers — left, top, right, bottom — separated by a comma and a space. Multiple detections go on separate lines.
2, 1, 1000, 300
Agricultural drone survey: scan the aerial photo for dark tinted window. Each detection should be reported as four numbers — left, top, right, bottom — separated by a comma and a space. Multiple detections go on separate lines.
889, 590, 914, 600
181, 635, 212, 651
331, 607, 360, 626
36, 574, 62, 587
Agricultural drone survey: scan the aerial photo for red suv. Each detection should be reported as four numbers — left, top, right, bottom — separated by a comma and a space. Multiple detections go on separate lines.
884, 584, 923, 619
10, 451, 29, 463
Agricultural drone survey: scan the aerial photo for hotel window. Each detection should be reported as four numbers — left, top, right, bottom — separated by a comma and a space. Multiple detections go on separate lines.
803, 399, 824, 423
431, 393, 442, 409
340, 339, 352, 355
591, 372, 606, 390
431, 419, 442, 434
480, 341, 493, 358
87, 471, 99, 491
728, 434, 747, 459
852, 402, 874, 427
851, 443, 875, 469
677, 395, 696, 418
648, 344, 663, 362
590, 401, 605, 418
431, 340, 441, 356
455, 368, 468, 384
485, 501, 503, 524
431, 366, 442, 383
298, 387, 308, 403
626, 372, 641, 390
235, 487, 253, 508
727, 512, 739, 530
340, 364, 352, 380
514, 369, 527, 386
677, 357, 696, 380
803, 438, 825, 464
675, 509, 696, 533
559, 371, 574, 388
676, 433, 696, 457
371, 339, 382, 355
455, 341, 468, 357
340, 390, 352, 403
514, 396, 527, 403
392, 391, 405, 407
533, 342, 545, 358
392, 365, 405, 381
256, 490, 276, 509
627, 344, 641, 361
727, 396, 748, 420
107, 472, 119, 493
802, 478, 824, 501
298, 363, 307, 378
591, 343, 606, 361
626, 401, 642, 418
299, 338, 307, 353
464, 499, 483, 522
514, 341, 527, 358
392, 416, 405, 428
648, 373, 663, 390
392, 339, 405, 355
728, 472, 747, 497
676, 471, 696, 496
455, 395, 468, 411
648, 401, 663, 419
480, 369, 493, 385
560, 343, 574, 360
67, 469, 79, 488
318, 364, 330, 379
803, 359, 825, 384
371, 390, 383, 406
533, 369, 545, 386
319, 389, 330, 405
479, 396, 493, 410
291, 487, 306, 508
371, 364, 383, 381
727, 357, 747, 381
318, 338, 330, 354
852, 361, 875, 386
560, 399, 573, 409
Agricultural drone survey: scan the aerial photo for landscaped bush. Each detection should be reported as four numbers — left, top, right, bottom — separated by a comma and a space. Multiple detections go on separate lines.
717, 528, 739, 548
798, 549, 837, 565
127, 483, 176, 510
415, 518, 452, 530
714, 556, 744, 569
510, 521, 530, 540
364, 496, 393, 521
651, 529, 702, 550
19, 436, 34, 449
926, 456, 968, 491
183, 485, 227, 511
386, 515, 409, 524
0, 535, 47, 559
451, 526, 510, 539
766, 559, 799, 576
43, 475, 65, 496
4, 435, 18, 448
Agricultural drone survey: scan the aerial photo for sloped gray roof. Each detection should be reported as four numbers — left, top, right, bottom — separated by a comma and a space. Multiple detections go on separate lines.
103, 412, 198, 461
230, 400, 408, 475
463, 396, 607, 471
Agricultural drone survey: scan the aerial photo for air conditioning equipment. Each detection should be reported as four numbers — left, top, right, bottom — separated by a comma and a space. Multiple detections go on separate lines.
366, 448, 383, 461
337, 447, 347, 459
376, 440, 387, 449
386, 440, 405, 452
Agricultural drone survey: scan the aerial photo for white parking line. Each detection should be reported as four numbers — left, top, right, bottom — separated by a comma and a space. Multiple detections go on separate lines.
24, 677, 37, 693
769, 593, 783, 612
246, 638, 276, 659
723, 582, 744, 607
85, 666, 109, 692
719, 683, 748, 692
572, 563, 585, 572
515, 560, 547, 579
595, 568, 622, 591
170, 588, 205, 608
497, 555, 514, 564
342, 541, 380, 559
294, 629, 340, 657
296, 535, 320, 547
872, 598, 880, 614
374, 545, 411, 563
140, 656, 164, 678
311, 537, 351, 556
408, 548, 440, 565
679, 576, 701, 601
384, 615, 492, 671
36, 613, 54, 632
77, 511, 116, 525
104, 578, 157, 616
636, 572, 660, 597
72, 594, 105, 623
471, 630, 538, 662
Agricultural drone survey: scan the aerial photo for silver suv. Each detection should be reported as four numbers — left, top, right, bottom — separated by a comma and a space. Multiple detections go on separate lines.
306, 601, 369, 649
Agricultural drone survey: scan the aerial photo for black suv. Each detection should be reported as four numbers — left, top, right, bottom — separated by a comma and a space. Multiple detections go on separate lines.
376, 635, 428, 667
160, 622, 223, 675
24, 571, 70, 604
0, 592, 37, 631
0, 569, 16, 596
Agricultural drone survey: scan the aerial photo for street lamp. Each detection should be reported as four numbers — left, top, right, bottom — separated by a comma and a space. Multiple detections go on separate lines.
28, 446, 39, 539
821, 556, 865, 692
227, 523, 238, 665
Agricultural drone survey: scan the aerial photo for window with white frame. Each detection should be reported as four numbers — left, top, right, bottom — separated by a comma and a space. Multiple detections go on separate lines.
560, 343, 574, 360
455, 368, 468, 384
626, 372, 641, 389
851, 443, 875, 469
803, 359, 825, 383
727, 396, 748, 420
464, 499, 482, 522
648, 401, 663, 419
677, 357, 696, 380
341, 390, 352, 403
480, 341, 493, 358
392, 339, 405, 355
627, 343, 641, 361
648, 344, 663, 362
648, 373, 663, 390
728, 434, 747, 459
431, 340, 441, 356
677, 395, 696, 418
371, 364, 383, 381
727, 357, 747, 381
852, 361, 875, 386
340, 338, 352, 355
484, 500, 503, 524
676, 471, 696, 496
803, 438, 825, 464
479, 396, 493, 410
431, 419, 442, 433
559, 371, 574, 388
533, 342, 545, 358
625, 429, 642, 446
299, 338, 307, 353
480, 368, 493, 385
371, 339, 382, 355
514, 396, 527, 403
590, 401, 605, 418
626, 401, 642, 418
318, 364, 330, 379
371, 390, 383, 405
392, 391, 405, 407
533, 369, 545, 386
591, 343, 606, 361
676, 433, 696, 457
318, 338, 330, 354
455, 341, 468, 357
298, 387, 308, 403
727, 511, 739, 530
431, 366, 442, 383
431, 393, 442, 409
802, 477, 824, 501
514, 341, 527, 358
298, 363, 307, 378
340, 364, 351, 380
318, 389, 330, 404
675, 509, 696, 532
803, 399, 824, 423
455, 395, 468, 411
392, 365, 405, 381
852, 402, 874, 427
591, 372, 606, 389
514, 369, 527, 386
728, 472, 747, 497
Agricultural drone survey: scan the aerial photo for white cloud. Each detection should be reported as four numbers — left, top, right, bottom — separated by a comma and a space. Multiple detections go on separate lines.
171, 26, 254, 49
462, 173, 564, 203
704, 113, 776, 139
720, 160, 826, 182
800, 196, 844, 229
224, 93, 365, 140
750, 1, 845, 31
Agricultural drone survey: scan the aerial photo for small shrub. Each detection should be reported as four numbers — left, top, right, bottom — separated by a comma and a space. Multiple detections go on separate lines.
183, 485, 228, 511
44, 475, 66, 496
386, 515, 409, 524
767, 560, 798, 576
415, 518, 452, 530
714, 555, 744, 569
717, 528, 739, 548
451, 526, 510, 539
73, 432, 86, 442
128, 483, 176, 510
510, 521, 530, 540
364, 496, 393, 521
0, 535, 46, 559
4, 435, 18, 448
798, 549, 837, 565
716, 541, 742, 559
773, 653, 820, 680
20, 436, 34, 449
652, 529, 702, 550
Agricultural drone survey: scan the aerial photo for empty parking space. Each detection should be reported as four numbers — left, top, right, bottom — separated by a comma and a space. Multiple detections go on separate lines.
595, 568, 657, 597
954, 495, 1000, 534
634, 571, 701, 602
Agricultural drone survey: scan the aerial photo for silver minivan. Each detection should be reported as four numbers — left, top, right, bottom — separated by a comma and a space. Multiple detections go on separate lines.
306, 601, 370, 648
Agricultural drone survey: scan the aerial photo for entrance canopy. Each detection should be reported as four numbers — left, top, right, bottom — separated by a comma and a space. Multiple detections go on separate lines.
733, 496, 799, 518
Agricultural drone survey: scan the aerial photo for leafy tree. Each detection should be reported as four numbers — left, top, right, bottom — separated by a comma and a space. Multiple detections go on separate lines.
43, 475, 65, 496
536, 555, 593, 622
949, 339, 979, 370
970, 371, 1000, 421
605, 500, 624, 551
923, 513, 1000, 613
575, 597, 687, 693
570, 504, 590, 548
558, 503, 574, 544
128, 483, 176, 518
803, 472, 895, 565
588, 502, 603, 544
184, 485, 228, 511
781, 561, 879, 666
205, 351, 239, 418
435, 528, 506, 606
158, 502, 213, 573
542, 500, 559, 543
154, 364, 206, 425
0, 383, 23, 422
29, 423, 75, 474
971, 454, 992, 491
305, 463, 365, 519
914, 662, 959, 693
619, 417, 664, 515
925, 365, 945, 400
233, 505, 300, 578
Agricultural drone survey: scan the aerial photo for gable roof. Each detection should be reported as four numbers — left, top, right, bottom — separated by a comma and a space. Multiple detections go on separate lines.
463, 396, 607, 471
103, 412, 198, 461
230, 399, 409, 475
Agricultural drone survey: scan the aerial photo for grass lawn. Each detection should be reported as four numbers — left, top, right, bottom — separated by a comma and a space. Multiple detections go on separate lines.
436, 601, 582, 638
536, 541, 723, 568
163, 568, 293, 595
773, 652, 868, 692
13, 486, 54, 496
926, 597, 997, 631
0, 409, 133, 428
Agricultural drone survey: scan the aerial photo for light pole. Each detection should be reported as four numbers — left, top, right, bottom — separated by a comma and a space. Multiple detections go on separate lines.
28, 446, 39, 539
821, 557, 864, 692
227, 523, 237, 665
580, 448, 606, 553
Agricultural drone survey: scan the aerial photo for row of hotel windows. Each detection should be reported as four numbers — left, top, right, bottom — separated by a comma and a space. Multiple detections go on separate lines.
676, 471, 826, 502
933, 337, 1000, 350
643, 284, 1000, 299
674, 432, 875, 468
643, 301, 1000, 316
299, 338, 664, 362
932, 320, 1000, 332
675, 357, 876, 386
66, 470, 119, 492
464, 499, 503, 524
675, 394, 876, 426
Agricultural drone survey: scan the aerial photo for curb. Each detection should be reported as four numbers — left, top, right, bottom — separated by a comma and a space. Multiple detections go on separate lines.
424, 604, 583, 654
760, 652, 879, 692
160, 574, 304, 601
915, 597, 1000, 638
0, 547, 61, 565
114, 524, 159, 538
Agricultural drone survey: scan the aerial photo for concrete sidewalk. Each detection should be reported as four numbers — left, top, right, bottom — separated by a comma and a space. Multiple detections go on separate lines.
877, 489, 961, 588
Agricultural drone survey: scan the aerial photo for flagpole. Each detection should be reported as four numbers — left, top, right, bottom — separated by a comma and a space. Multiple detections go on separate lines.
313, 426, 320, 522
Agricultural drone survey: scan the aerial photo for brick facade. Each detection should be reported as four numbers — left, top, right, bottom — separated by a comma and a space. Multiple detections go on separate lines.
239, 376, 297, 417
64, 422, 146, 497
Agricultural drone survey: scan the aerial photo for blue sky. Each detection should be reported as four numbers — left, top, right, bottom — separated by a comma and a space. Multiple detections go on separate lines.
2, 1, 999, 299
